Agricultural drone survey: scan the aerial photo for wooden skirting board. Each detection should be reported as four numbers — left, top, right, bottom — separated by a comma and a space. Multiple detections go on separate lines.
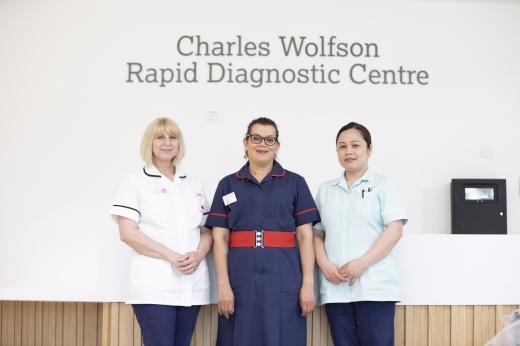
0, 302, 518, 346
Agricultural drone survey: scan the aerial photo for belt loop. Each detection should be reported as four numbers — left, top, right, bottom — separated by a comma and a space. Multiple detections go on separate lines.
255, 230, 264, 248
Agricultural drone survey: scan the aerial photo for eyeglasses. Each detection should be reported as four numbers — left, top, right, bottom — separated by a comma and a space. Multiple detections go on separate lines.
247, 134, 278, 146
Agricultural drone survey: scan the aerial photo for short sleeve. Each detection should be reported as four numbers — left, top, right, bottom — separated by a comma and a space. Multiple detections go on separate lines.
294, 176, 321, 227
110, 174, 140, 224
313, 184, 324, 231
204, 179, 229, 229
380, 178, 408, 226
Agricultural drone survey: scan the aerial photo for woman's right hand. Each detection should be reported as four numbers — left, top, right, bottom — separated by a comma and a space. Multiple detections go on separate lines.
172, 251, 203, 275
218, 284, 235, 319
168, 252, 188, 273
319, 260, 348, 284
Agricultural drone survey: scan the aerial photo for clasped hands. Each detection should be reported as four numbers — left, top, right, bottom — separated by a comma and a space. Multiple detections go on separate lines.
320, 258, 367, 285
170, 251, 203, 275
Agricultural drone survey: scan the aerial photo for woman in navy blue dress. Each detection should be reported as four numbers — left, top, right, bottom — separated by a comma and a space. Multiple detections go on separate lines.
205, 117, 320, 346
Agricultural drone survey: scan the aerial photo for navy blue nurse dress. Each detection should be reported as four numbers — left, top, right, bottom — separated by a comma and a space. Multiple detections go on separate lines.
205, 161, 320, 346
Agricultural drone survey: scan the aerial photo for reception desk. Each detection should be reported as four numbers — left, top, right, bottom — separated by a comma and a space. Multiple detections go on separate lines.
2, 233, 518, 304
396, 234, 519, 305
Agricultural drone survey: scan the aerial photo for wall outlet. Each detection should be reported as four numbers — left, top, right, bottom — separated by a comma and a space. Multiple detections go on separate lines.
206, 111, 219, 123
480, 145, 494, 159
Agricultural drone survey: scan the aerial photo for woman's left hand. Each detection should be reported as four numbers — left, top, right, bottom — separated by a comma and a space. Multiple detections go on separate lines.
339, 258, 368, 285
174, 250, 203, 275
299, 283, 316, 317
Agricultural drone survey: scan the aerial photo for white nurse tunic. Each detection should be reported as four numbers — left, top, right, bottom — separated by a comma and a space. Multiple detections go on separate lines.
110, 165, 210, 306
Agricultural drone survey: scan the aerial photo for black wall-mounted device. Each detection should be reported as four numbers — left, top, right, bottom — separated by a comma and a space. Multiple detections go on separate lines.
451, 179, 507, 234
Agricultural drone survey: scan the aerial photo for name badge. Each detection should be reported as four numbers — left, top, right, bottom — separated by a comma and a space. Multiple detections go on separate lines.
223, 192, 237, 206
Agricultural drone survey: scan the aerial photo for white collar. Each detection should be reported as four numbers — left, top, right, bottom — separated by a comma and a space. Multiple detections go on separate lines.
143, 165, 187, 181
334, 167, 374, 191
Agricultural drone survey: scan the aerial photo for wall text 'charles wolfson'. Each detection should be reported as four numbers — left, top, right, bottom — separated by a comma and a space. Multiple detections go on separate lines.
125, 35, 430, 88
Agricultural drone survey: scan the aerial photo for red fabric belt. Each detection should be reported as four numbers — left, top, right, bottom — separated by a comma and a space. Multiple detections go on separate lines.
229, 230, 296, 248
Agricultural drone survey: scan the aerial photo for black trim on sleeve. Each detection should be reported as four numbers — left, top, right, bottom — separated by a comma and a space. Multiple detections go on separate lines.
203, 212, 209, 215
113, 204, 141, 215
143, 167, 161, 178
180, 175, 187, 179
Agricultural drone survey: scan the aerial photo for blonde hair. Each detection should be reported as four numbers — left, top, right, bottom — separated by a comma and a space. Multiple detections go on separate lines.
140, 117, 186, 167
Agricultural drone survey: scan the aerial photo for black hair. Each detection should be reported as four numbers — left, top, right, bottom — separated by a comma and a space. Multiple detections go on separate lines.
244, 117, 279, 159
246, 117, 279, 139
335, 122, 372, 147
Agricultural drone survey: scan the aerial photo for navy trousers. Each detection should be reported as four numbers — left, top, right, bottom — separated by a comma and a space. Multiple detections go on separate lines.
132, 304, 200, 346
325, 301, 395, 346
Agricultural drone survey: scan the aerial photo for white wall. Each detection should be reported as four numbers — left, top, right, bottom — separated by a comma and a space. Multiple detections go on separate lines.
1, 0, 519, 302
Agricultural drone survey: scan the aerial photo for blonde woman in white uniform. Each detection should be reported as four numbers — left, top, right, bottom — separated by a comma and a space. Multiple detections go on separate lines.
110, 117, 212, 346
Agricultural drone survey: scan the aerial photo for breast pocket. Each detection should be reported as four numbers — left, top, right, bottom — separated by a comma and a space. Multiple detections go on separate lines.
140, 192, 170, 227
319, 193, 346, 232
356, 192, 381, 219
225, 193, 253, 228
264, 187, 295, 227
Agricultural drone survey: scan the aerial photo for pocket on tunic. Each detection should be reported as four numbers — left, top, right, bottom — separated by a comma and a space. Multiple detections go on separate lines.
129, 256, 172, 291
263, 187, 295, 220
140, 192, 170, 227
365, 255, 400, 288
278, 249, 302, 294
356, 194, 381, 218
227, 249, 252, 285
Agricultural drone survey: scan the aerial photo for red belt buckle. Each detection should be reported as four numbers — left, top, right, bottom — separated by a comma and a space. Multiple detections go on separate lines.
254, 230, 264, 248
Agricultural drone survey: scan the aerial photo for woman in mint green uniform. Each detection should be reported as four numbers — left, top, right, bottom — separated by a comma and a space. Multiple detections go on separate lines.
314, 122, 408, 346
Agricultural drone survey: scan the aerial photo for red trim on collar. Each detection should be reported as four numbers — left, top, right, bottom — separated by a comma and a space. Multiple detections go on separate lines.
271, 170, 286, 177
235, 171, 247, 180
234, 166, 285, 179
294, 207, 318, 217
